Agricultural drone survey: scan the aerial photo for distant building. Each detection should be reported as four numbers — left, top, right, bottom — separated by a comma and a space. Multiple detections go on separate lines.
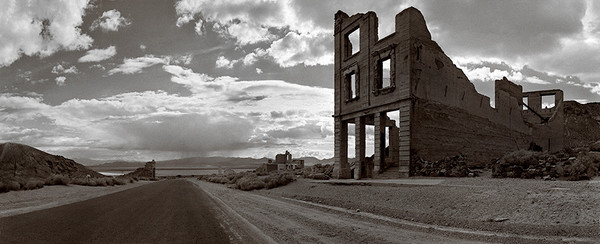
260, 151, 304, 172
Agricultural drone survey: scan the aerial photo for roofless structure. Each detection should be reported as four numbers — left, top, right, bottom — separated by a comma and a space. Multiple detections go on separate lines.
333, 7, 565, 179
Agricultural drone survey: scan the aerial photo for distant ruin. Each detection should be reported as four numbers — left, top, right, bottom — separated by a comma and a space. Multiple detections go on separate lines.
259, 151, 305, 172
124, 160, 156, 179
333, 7, 565, 179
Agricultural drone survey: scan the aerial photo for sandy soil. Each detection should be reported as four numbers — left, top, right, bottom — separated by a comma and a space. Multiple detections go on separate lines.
0, 181, 152, 218
261, 177, 600, 240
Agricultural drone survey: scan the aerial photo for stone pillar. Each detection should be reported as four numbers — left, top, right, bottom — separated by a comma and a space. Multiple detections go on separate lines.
374, 112, 385, 174
354, 117, 366, 179
398, 102, 411, 177
333, 117, 350, 179
389, 124, 399, 167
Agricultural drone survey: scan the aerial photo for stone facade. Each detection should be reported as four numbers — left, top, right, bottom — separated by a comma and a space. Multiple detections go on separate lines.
333, 7, 565, 179
261, 151, 305, 172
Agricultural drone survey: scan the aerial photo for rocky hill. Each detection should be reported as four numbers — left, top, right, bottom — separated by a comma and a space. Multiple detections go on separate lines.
0, 142, 103, 181
564, 101, 600, 147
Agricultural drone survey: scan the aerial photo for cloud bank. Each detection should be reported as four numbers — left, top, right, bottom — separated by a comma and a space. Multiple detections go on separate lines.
0, 0, 93, 67
0, 66, 334, 161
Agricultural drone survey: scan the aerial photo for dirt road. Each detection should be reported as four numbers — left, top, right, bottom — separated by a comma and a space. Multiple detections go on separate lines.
0, 180, 230, 243
192, 180, 490, 243
192, 179, 599, 243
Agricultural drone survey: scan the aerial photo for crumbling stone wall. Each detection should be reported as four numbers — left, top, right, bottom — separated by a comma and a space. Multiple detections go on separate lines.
333, 7, 566, 178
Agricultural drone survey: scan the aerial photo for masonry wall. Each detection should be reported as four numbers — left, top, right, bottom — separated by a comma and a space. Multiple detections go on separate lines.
334, 7, 566, 176
412, 98, 530, 164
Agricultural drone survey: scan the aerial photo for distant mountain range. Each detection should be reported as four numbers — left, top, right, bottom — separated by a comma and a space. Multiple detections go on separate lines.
88, 156, 333, 169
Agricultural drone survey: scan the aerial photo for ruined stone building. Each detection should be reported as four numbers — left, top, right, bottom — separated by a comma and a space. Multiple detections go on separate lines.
333, 7, 565, 179
260, 151, 305, 172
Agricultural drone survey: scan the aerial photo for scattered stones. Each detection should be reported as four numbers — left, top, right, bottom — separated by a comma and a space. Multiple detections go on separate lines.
411, 155, 477, 177
490, 217, 509, 222
589, 140, 600, 152
492, 148, 600, 181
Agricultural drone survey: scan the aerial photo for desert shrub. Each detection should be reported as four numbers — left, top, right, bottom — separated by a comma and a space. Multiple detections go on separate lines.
235, 174, 266, 191
309, 173, 329, 180
263, 172, 295, 189
566, 153, 600, 180
45, 175, 70, 186
200, 171, 296, 191
23, 179, 45, 190
107, 178, 116, 186
228, 172, 251, 184
69, 178, 88, 186
91, 178, 108, 186
500, 150, 541, 167
201, 174, 230, 184
113, 178, 127, 185
0, 181, 21, 193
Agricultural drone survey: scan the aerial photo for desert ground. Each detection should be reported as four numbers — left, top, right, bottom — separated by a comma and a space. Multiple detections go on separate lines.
1, 176, 598, 243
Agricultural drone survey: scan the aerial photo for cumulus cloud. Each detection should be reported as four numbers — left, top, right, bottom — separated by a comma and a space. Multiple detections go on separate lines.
416, 0, 600, 91
268, 32, 333, 67
453, 56, 600, 103
108, 55, 170, 75
194, 19, 205, 36
174, 0, 334, 67
163, 65, 215, 93
171, 0, 600, 95
55, 76, 66, 86
215, 56, 237, 69
0, 0, 93, 67
51, 64, 79, 75
89, 64, 105, 70
78, 46, 117, 62
173, 54, 193, 65
90, 9, 131, 32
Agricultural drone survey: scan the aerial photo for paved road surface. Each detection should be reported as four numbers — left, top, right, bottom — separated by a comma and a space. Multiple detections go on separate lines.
0, 180, 230, 243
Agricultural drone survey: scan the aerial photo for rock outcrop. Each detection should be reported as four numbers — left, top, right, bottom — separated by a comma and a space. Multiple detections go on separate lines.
0, 142, 103, 181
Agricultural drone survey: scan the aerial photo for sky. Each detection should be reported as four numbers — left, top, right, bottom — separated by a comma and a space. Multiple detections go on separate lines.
2, 0, 600, 163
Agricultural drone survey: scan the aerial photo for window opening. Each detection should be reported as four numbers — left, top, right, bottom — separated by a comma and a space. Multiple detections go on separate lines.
523, 96, 529, 110
381, 58, 391, 88
346, 28, 360, 56
541, 94, 555, 109
347, 123, 356, 159
346, 72, 358, 99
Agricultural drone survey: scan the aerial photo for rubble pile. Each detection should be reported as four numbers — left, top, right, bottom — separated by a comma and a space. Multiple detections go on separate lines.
492, 147, 600, 181
411, 155, 479, 177
303, 164, 333, 180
